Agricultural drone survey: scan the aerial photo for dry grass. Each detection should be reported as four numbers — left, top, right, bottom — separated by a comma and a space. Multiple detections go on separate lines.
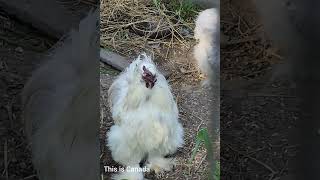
221, 0, 283, 80
100, 0, 197, 60
99, 0, 206, 86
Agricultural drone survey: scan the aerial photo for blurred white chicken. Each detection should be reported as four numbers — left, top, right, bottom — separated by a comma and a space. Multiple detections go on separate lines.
107, 53, 184, 180
22, 10, 100, 180
193, 8, 220, 86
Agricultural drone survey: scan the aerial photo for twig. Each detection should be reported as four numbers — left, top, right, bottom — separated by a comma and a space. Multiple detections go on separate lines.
195, 154, 207, 173
225, 36, 260, 45
247, 156, 276, 174
80, 0, 98, 6
247, 93, 296, 98
226, 144, 277, 175
4, 139, 8, 180
267, 51, 284, 60
22, 174, 37, 180
237, 15, 245, 35
196, 119, 204, 132
5, 99, 14, 129
182, 70, 198, 74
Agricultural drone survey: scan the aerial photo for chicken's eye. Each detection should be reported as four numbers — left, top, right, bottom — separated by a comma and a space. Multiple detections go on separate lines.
142, 65, 146, 71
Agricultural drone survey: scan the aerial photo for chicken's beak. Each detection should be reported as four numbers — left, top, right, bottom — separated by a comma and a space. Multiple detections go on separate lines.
142, 66, 157, 89
142, 73, 157, 89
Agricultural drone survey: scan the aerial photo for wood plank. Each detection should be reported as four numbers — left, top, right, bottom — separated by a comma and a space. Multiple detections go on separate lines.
100, 48, 130, 71
100, 48, 171, 78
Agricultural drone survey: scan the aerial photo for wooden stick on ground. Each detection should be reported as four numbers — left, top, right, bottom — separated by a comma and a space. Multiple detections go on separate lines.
100, 48, 171, 78
100, 48, 130, 71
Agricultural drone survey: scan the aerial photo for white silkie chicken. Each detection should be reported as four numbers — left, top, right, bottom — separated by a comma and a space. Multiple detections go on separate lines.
193, 8, 220, 86
22, 10, 100, 180
107, 53, 184, 180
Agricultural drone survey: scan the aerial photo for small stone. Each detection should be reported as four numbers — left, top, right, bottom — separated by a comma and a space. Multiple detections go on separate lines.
180, 67, 186, 73
181, 84, 192, 91
15, 47, 23, 53
180, 27, 193, 38
20, 162, 27, 168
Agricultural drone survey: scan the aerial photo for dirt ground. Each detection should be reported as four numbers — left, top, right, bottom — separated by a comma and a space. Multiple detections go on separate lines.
0, 0, 301, 180
0, 2, 92, 179
220, 0, 300, 179
0, 9, 52, 179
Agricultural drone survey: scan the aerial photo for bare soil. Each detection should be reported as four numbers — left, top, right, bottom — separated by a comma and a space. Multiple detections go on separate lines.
0, 2, 93, 179
0, 9, 51, 180
220, 0, 300, 179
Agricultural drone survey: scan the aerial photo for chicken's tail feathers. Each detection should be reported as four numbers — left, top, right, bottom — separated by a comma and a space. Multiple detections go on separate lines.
195, 8, 220, 40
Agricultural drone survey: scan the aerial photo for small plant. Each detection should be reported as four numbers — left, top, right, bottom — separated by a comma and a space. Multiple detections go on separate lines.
100, 65, 119, 75
152, 0, 200, 21
152, 0, 162, 9
189, 128, 220, 180
169, 0, 200, 21
215, 161, 220, 180
100, 66, 109, 74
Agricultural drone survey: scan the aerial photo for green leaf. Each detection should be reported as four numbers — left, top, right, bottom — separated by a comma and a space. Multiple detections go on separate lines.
189, 128, 219, 179
200, 128, 214, 162
215, 161, 220, 180
189, 132, 203, 163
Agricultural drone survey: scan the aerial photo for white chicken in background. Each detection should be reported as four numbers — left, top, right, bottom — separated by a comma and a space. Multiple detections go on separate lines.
22, 10, 100, 180
193, 8, 220, 87
107, 53, 184, 180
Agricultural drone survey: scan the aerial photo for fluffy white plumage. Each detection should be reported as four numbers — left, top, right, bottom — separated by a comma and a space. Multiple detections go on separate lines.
107, 53, 184, 180
193, 8, 220, 86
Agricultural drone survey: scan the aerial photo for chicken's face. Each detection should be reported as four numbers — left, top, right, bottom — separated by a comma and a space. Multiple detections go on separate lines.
129, 53, 158, 89
140, 62, 157, 89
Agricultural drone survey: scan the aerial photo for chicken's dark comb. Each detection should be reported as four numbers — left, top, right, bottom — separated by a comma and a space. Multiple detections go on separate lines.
143, 66, 156, 78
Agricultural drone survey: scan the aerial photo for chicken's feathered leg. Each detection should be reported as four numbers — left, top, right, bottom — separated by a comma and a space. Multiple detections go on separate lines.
107, 125, 145, 180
